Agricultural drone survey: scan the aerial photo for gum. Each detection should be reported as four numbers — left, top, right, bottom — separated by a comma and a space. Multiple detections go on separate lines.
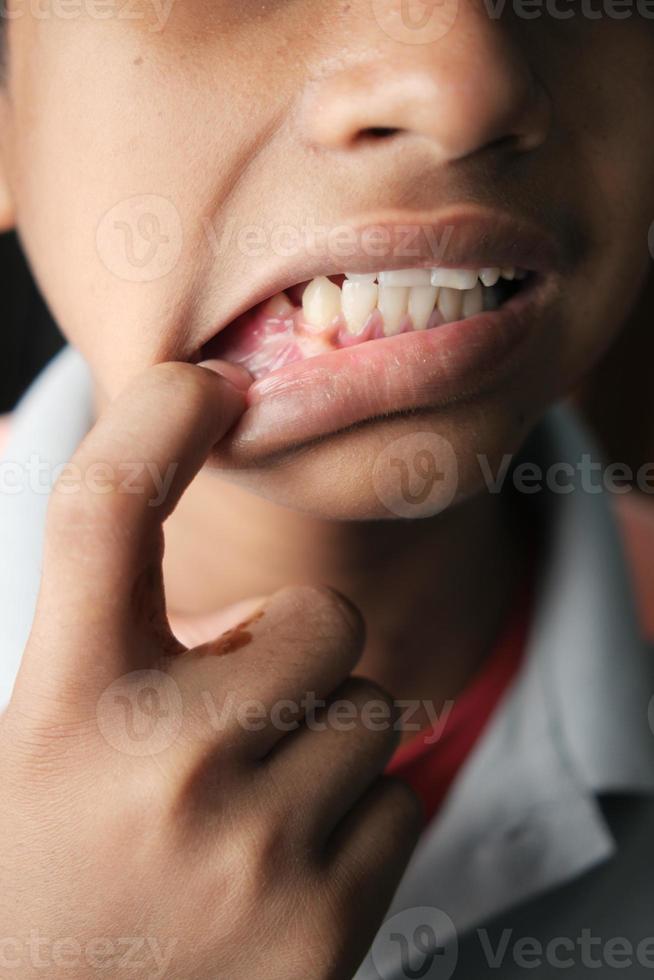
213, 303, 445, 380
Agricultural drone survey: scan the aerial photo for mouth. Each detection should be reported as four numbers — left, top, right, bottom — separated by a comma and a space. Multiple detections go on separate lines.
200, 264, 531, 381
193, 210, 562, 463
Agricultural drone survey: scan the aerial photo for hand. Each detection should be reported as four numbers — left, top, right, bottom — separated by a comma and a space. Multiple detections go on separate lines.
0, 362, 422, 980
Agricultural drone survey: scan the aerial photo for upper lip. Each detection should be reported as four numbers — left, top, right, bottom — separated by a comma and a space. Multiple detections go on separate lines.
192, 205, 561, 357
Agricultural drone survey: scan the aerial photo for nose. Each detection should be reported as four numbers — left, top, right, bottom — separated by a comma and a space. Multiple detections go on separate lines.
303, 4, 550, 164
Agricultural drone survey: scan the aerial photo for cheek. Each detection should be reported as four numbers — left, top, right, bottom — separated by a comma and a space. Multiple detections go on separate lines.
526, 24, 654, 385
561, 194, 654, 396
4, 18, 272, 393
587, 43, 654, 316
6, 42, 184, 385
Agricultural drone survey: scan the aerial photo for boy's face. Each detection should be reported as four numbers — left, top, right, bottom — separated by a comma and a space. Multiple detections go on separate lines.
0, 7, 653, 519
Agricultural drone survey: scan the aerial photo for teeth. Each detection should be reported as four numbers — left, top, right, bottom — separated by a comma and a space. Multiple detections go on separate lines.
378, 269, 432, 288
342, 280, 378, 335
344, 272, 377, 283
437, 287, 463, 324
408, 285, 439, 331
479, 268, 500, 288
295, 265, 526, 338
262, 292, 294, 318
378, 285, 409, 336
461, 282, 483, 319
302, 276, 342, 330
430, 268, 479, 290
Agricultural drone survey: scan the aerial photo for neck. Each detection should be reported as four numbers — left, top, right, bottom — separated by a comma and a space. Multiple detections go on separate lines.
164, 471, 526, 717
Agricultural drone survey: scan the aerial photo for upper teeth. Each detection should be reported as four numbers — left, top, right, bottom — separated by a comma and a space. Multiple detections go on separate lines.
377, 269, 432, 287
429, 268, 479, 290
300, 266, 523, 337
480, 268, 500, 287
342, 279, 379, 335
301, 275, 342, 331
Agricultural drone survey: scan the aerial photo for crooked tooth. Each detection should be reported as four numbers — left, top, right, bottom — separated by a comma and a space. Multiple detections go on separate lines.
501, 267, 516, 281
302, 276, 341, 330
479, 268, 500, 288
431, 268, 478, 290
342, 280, 378, 335
438, 286, 463, 323
345, 272, 377, 283
461, 282, 483, 319
378, 268, 432, 288
408, 285, 439, 331
378, 285, 409, 336
262, 292, 294, 318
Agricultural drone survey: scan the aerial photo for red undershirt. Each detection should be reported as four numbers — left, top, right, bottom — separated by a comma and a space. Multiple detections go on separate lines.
386, 596, 531, 822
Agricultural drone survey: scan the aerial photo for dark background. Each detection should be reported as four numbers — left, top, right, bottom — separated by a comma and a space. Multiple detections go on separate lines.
0, 230, 63, 412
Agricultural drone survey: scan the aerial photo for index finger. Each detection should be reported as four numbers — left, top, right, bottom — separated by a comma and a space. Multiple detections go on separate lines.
26, 360, 247, 685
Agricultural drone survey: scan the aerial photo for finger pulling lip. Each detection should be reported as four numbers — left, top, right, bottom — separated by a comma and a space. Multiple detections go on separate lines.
217, 272, 558, 465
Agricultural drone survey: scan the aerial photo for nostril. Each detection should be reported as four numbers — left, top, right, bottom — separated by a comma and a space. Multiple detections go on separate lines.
484, 133, 524, 154
359, 126, 402, 141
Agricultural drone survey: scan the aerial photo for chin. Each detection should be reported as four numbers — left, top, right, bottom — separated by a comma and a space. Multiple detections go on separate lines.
208, 396, 538, 522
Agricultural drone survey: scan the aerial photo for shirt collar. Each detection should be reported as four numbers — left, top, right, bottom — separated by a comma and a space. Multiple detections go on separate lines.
525, 405, 654, 796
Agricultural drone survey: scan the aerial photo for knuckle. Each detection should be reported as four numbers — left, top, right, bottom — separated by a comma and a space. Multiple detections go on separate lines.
342, 675, 394, 710
254, 817, 303, 881
214, 808, 308, 907
380, 775, 425, 829
335, 676, 399, 745
252, 785, 312, 875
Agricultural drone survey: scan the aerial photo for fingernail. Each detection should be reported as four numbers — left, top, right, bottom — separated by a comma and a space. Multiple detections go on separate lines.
197, 359, 253, 392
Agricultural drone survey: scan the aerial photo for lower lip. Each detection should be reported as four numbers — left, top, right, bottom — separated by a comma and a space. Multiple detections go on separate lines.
219, 276, 550, 464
